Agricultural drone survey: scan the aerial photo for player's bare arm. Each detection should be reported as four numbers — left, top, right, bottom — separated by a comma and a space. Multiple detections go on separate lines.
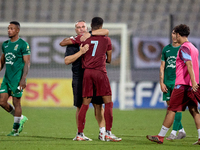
19, 55, 30, 90
80, 29, 109, 41
59, 38, 73, 47
106, 50, 112, 63
160, 60, 168, 93
64, 44, 89, 65
0, 54, 5, 71
186, 60, 199, 92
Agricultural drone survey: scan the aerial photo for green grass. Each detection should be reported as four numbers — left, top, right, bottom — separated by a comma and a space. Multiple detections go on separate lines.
0, 107, 200, 150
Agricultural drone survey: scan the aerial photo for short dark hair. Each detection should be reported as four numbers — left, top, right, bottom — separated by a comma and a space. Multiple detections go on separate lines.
91, 17, 103, 30
10, 21, 20, 29
174, 24, 190, 37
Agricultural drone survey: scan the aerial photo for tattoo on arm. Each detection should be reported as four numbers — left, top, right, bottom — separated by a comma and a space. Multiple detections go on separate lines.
22, 63, 29, 79
160, 71, 163, 77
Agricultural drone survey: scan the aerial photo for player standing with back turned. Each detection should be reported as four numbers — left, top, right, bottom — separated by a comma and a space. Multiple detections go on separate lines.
69, 17, 122, 141
60, 20, 108, 141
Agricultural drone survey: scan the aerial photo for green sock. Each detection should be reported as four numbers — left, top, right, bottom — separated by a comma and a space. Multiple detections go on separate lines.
172, 112, 182, 131
13, 123, 20, 131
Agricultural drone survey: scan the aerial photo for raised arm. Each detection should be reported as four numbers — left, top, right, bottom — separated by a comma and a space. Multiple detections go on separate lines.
59, 38, 74, 47
80, 29, 109, 41
65, 44, 89, 65
92, 29, 109, 36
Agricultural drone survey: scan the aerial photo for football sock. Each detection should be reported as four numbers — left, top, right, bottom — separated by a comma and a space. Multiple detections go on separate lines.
172, 112, 182, 131
13, 116, 21, 131
158, 125, 169, 137
197, 129, 200, 139
179, 128, 186, 133
100, 127, 105, 133
78, 104, 89, 133
104, 102, 113, 131
171, 130, 177, 136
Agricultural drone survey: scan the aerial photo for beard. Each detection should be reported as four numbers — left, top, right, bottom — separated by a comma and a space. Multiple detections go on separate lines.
8, 35, 13, 38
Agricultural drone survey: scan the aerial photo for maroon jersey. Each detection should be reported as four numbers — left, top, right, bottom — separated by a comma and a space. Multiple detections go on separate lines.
70, 35, 112, 72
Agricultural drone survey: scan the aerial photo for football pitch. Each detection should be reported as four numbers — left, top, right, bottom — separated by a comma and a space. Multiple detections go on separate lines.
0, 107, 200, 150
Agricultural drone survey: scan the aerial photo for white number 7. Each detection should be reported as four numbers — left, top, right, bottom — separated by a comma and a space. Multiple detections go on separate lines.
91, 41, 98, 56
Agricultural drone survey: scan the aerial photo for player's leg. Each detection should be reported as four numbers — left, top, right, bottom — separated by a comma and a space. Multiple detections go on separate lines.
174, 111, 186, 139
146, 110, 175, 144
0, 82, 14, 113
102, 95, 121, 142
91, 95, 105, 140
76, 97, 92, 141
165, 94, 177, 140
7, 96, 21, 136
76, 69, 93, 141
76, 107, 81, 128
168, 109, 186, 140
72, 107, 80, 140
147, 86, 185, 144
8, 85, 28, 136
92, 103, 105, 128
164, 85, 178, 140
72, 79, 83, 140
92, 103, 106, 140
188, 105, 200, 145
0, 93, 12, 112
167, 85, 186, 140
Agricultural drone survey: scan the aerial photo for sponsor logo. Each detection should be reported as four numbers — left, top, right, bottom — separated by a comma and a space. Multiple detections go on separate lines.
5, 53, 16, 65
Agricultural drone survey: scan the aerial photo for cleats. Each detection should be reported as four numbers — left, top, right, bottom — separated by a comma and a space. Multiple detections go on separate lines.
105, 131, 122, 142
175, 132, 186, 139
75, 133, 92, 141
193, 139, 200, 145
146, 135, 164, 144
98, 131, 105, 141
7, 130, 19, 136
73, 135, 78, 141
18, 116, 28, 133
166, 133, 176, 140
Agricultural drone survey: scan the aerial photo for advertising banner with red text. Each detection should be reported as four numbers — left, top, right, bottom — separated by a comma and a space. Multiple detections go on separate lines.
5, 78, 73, 107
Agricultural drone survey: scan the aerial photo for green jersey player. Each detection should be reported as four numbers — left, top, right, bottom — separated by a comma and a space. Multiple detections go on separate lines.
160, 30, 186, 140
0, 21, 30, 136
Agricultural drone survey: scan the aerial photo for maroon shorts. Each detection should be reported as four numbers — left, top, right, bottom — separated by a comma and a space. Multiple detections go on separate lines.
192, 84, 200, 103
82, 69, 112, 97
168, 85, 198, 112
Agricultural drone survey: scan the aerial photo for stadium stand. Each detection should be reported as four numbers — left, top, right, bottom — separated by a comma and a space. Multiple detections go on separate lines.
0, 0, 200, 37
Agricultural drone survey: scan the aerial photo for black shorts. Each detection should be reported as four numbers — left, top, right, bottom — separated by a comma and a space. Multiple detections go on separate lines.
72, 79, 83, 108
72, 79, 104, 108
91, 95, 104, 105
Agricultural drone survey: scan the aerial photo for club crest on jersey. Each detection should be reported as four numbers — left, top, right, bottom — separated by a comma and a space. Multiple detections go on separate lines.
14, 44, 18, 51
26, 45, 30, 50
